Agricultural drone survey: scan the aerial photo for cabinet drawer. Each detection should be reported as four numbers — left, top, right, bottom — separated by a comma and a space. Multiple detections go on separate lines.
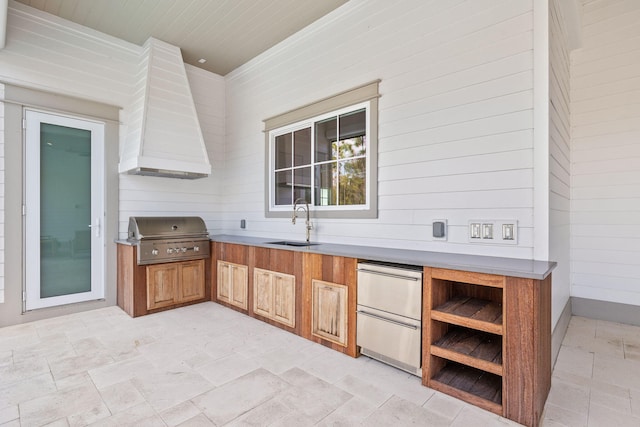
357, 307, 421, 373
357, 263, 422, 320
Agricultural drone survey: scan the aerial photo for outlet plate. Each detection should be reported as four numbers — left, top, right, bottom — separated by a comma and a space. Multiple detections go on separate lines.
468, 220, 518, 244
433, 219, 447, 241
502, 223, 514, 240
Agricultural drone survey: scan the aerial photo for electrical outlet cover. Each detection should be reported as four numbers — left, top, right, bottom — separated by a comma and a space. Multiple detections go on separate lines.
468, 220, 518, 244
502, 223, 514, 240
433, 220, 447, 240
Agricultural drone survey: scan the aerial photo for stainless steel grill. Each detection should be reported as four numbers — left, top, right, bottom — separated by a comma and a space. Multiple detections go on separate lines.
127, 216, 210, 265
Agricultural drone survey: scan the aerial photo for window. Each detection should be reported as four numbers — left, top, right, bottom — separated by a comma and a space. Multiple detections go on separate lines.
264, 81, 379, 219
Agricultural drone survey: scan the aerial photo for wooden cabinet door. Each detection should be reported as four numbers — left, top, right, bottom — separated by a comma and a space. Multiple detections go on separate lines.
217, 260, 248, 309
253, 268, 296, 328
253, 268, 273, 318
147, 264, 178, 310
230, 264, 248, 309
217, 261, 232, 304
179, 260, 205, 303
312, 279, 348, 347
273, 273, 295, 328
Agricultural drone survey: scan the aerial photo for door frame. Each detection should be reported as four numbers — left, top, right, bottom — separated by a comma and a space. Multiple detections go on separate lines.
23, 108, 106, 311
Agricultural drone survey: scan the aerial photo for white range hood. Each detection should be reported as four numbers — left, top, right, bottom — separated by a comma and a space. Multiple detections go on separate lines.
119, 37, 211, 179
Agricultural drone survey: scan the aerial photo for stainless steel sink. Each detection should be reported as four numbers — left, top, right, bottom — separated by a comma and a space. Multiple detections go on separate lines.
266, 240, 319, 247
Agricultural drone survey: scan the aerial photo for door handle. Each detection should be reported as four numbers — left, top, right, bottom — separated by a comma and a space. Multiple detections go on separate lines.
88, 217, 100, 238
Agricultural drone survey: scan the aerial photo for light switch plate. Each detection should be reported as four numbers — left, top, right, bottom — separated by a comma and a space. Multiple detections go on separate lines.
497, 220, 518, 243
468, 220, 518, 244
482, 223, 493, 239
469, 223, 481, 239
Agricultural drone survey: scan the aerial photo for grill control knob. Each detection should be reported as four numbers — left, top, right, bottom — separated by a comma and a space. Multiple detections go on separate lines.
151, 249, 158, 256
167, 248, 174, 254
194, 246, 200, 252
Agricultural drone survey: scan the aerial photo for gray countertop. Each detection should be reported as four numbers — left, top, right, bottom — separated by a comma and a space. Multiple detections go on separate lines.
209, 234, 556, 280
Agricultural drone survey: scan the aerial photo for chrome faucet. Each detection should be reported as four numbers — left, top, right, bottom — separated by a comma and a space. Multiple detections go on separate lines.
292, 198, 312, 243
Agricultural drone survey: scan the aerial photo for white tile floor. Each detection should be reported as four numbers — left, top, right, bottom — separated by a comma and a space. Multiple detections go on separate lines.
1, 302, 639, 426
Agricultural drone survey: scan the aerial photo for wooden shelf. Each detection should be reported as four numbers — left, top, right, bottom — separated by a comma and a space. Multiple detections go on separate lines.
430, 361, 502, 415
431, 296, 503, 335
425, 268, 552, 427
431, 326, 502, 376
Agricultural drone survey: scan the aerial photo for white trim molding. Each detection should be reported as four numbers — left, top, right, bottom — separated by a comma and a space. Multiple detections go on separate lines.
533, 0, 550, 261
0, 0, 7, 49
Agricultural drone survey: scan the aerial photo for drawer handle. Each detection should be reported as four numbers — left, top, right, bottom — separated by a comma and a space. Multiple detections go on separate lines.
357, 268, 421, 281
357, 310, 419, 330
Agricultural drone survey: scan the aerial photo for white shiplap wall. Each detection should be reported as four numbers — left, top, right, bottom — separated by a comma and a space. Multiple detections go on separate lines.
0, 2, 225, 239
0, 84, 4, 303
0, 2, 140, 307
549, 0, 572, 326
0, 2, 226, 300
224, 0, 536, 258
0, 2, 138, 107
571, 0, 640, 305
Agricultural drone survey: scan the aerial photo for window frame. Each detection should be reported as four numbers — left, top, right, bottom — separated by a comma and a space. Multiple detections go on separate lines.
269, 103, 370, 213
263, 82, 379, 219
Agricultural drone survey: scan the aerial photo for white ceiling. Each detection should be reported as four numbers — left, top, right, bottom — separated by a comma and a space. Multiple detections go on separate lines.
14, 0, 349, 75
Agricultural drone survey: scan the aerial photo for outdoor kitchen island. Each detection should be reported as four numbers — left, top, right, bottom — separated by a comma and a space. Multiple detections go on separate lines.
116, 217, 212, 318
210, 235, 556, 427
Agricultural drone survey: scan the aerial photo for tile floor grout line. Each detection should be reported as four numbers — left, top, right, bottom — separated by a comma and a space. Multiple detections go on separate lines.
5, 309, 640, 426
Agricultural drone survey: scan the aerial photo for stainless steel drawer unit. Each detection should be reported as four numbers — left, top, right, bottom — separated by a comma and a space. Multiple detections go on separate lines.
356, 262, 423, 376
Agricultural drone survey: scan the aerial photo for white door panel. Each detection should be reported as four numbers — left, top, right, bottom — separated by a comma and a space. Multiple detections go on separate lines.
24, 110, 105, 310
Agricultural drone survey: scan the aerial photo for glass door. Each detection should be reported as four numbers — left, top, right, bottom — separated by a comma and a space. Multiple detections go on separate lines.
24, 110, 105, 310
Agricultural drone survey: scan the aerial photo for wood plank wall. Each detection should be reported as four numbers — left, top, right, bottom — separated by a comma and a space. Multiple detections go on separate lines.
571, 0, 640, 306
223, 0, 537, 259
1, 3, 138, 106
2, 1, 542, 265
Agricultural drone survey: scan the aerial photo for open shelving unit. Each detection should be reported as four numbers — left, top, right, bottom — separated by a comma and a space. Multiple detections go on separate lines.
431, 326, 502, 376
426, 270, 505, 415
423, 268, 552, 427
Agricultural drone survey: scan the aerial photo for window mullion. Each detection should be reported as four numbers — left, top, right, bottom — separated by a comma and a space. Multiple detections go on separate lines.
290, 131, 294, 206
336, 115, 340, 207
271, 134, 276, 209
311, 125, 315, 207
